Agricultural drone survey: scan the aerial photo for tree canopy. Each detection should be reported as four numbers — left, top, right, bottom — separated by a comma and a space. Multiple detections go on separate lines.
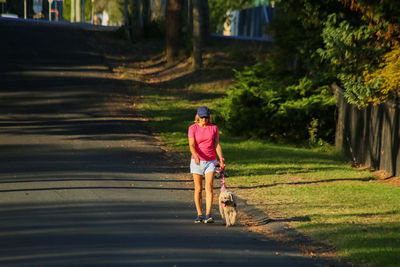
218, 0, 400, 143
268, 0, 400, 106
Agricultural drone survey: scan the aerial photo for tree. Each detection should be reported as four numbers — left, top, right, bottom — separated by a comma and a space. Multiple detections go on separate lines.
131, 0, 143, 40
142, 0, 151, 38
199, 0, 209, 45
124, 0, 131, 41
106, 0, 124, 25
363, 46, 400, 103
192, 0, 210, 69
267, 0, 400, 107
71, 0, 76, 21
187, 0, 193, 33
166, 0, 184, 64
317, 0, 400, 106
192, 0, 202, 69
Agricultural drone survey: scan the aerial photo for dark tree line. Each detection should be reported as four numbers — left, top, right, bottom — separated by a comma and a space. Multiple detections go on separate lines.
165, 0, 209, 67
123, 0, 209, 68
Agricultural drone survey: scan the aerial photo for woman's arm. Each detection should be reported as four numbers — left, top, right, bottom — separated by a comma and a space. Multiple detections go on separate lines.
189, 137, 200, 165
214, 137, 224, 166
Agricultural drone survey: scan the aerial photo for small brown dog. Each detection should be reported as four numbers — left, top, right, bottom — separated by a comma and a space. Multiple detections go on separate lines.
218, 191, 237, 227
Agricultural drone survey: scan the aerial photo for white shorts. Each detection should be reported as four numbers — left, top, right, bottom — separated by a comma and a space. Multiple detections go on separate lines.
190, 159, 217, 175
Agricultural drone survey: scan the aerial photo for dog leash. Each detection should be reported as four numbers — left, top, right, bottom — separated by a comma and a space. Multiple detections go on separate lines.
216, 162, 226, 192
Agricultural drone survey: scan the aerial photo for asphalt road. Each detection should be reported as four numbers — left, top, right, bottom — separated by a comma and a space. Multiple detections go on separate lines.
0, 18, 345, 267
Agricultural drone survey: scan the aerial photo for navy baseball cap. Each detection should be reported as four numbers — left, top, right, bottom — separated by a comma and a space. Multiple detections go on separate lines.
197, 106, 211, 117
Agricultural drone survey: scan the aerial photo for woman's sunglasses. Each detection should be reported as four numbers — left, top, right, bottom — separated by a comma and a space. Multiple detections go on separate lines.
200, 116, 209, 119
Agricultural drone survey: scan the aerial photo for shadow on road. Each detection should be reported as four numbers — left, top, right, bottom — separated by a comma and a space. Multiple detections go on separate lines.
1, 201, 293, 266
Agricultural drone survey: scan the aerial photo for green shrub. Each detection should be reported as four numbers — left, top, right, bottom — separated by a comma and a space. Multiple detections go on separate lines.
268, 0, 399, 107
217, 62, 336, 143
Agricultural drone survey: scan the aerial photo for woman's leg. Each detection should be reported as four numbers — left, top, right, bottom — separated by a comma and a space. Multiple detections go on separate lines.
193, 173, 203, 215
204, 171, 215, 215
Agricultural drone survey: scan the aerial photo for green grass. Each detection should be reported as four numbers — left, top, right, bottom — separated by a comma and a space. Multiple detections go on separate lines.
130, 56, 400, 267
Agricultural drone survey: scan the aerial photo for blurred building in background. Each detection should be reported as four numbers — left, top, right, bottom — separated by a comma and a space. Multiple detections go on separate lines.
223, 4, 274, 41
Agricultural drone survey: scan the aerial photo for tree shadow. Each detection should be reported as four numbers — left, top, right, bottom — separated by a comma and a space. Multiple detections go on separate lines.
231, 177, 374, 190
0, 200, 329, 266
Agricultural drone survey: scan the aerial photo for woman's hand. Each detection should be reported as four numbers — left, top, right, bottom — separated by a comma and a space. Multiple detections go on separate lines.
194, 157, 200, 165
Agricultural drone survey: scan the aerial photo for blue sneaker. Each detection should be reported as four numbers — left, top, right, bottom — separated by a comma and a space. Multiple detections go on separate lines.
194, 215, 204, 223
204, 214, 214, 223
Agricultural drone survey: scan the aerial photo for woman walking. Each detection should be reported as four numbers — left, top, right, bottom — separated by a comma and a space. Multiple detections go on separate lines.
188, 106, 224, 223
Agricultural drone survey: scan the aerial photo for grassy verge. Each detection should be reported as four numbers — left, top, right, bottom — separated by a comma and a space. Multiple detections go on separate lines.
120, 42, 400, 267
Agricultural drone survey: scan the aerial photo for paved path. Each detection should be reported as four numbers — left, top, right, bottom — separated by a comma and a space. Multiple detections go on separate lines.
0, 18, 345, 266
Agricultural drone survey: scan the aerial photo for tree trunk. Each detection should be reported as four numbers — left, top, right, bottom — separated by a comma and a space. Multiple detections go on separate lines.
76, 0, 81, 22
131, 0, 143, 41
187, 0, 193, 34
166, 0, 184, 64
199, 0, 209, 46
192, 0, 202, 69
142, 0, 150, 38
71, 0, 75, 22
124, 0, 131, 41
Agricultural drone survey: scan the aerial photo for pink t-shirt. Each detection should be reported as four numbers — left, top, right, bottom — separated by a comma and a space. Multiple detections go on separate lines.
188, 123, 219, 161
